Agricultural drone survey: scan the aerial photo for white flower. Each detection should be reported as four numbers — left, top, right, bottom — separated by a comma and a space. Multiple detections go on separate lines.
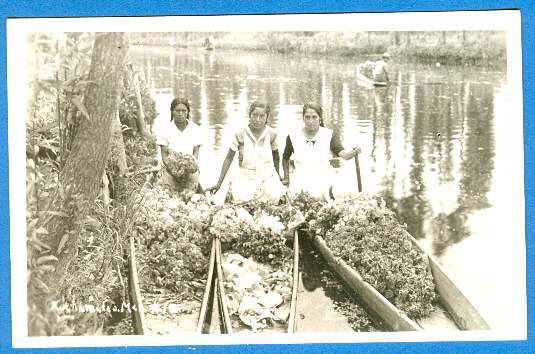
167, 303, 178, 314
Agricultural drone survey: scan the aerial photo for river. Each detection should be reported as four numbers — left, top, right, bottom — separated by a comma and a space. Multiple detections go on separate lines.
131, 46, 523, 334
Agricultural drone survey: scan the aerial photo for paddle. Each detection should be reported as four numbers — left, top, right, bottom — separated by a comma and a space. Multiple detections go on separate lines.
355, 153, 362, 193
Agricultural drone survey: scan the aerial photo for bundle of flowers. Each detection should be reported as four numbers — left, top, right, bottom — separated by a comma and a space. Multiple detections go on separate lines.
308, 194, 438, 319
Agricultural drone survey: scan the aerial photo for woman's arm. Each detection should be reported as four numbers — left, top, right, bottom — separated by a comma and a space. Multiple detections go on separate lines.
206, 148, 236, 193
338, 147, 361, 160
160, 145, 170, 170
193, 145, 200, 160
281, 136, 293, 185
331, 133, 361, 160
272, 150, 280, 177
269, 130, 281, 177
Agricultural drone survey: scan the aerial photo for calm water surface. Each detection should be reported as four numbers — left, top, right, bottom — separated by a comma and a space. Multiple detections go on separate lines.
132, 47, 523, 332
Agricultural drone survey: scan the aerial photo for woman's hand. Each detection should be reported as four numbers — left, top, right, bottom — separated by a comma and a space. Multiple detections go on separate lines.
281, 177, 289, 186
205, 182, 221, 194
352, 146, 362, 157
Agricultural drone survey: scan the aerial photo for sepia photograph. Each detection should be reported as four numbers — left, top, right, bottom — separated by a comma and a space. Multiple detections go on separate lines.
7, 10, 525, 348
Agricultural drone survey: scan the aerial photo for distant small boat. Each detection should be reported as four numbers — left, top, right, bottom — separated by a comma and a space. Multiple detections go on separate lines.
204, 44, 214, 51
356, 64, 387, 88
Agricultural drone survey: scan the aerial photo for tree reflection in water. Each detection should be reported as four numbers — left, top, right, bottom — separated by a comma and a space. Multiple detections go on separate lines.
133, 48, 500, 260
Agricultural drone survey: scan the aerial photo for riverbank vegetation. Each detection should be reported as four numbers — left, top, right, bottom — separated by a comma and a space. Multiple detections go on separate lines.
130, 31, 506, 67
27, 32, 158, 335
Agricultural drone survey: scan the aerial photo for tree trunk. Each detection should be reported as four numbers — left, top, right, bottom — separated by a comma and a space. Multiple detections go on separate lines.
126, 64, 150, 139
392, 32, 401, 46
112, 91, 128, 175
43, 33, 128, 288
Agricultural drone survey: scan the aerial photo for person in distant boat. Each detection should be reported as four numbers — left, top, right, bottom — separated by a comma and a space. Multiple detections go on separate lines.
282, 102, 361, 200
206, 101, 285, 203
372, 52, 391, 83
156, 97, 204, 192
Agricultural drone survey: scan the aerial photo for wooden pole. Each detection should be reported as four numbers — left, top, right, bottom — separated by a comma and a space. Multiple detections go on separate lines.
355, 154, 362, 193
126, 64, 150, 139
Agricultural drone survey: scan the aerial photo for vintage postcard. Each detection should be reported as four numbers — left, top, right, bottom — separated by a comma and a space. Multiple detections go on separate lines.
8, 10, 525, 348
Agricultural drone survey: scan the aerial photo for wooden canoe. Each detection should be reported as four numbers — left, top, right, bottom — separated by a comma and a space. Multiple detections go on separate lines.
307, 229, 490, 331
216, 229, 300, 333
214, 238, 234, 334
127, 235, 221, 335
356, 64, 388, 88
196, 238, 219, 333
128, 236, 148, 334
288, 229, 300, 333
405, 230, 490, 330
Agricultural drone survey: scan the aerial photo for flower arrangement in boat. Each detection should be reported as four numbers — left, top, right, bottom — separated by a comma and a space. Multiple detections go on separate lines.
135, 186, 212, 292
308, 194, 438, 319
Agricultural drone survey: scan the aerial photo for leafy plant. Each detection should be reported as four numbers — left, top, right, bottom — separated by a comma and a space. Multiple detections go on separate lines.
309, 195, 438, 319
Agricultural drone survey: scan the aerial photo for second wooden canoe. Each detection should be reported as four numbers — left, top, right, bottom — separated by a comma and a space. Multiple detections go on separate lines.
307, 229, 490, 331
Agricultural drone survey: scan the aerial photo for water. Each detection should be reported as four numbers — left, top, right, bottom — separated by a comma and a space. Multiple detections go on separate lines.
131, 46, 523, 333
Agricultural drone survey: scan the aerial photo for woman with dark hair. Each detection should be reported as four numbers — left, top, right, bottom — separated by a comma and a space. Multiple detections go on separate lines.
282, 102, 361, 199
207, 101, 285, 203
157, 97, 203, 160
156, 97, 204, 192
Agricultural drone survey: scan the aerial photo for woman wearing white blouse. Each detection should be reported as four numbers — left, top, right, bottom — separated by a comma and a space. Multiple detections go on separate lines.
156, 97, 204, 192
282, 102, 361, 200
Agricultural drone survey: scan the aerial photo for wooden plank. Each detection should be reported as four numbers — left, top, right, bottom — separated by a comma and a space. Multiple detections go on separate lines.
196, 238, 217, 333
406, 232, 490, 330
215, 239, 234, 334
128, 236, 148, 335
308, 232, 421, 332
287, 229, 300, 333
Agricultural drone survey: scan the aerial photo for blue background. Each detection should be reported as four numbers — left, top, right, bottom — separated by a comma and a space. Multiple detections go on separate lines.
1, 1, 532, 353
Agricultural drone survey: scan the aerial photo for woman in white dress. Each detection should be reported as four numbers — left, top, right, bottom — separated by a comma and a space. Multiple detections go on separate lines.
156, 97, 204, 192
207, 101, 285, 203
282, 102, 361, 200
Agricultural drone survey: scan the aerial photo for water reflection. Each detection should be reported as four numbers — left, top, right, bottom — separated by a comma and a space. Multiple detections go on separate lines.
131, 47, 511, 327
135, 48, 502, 248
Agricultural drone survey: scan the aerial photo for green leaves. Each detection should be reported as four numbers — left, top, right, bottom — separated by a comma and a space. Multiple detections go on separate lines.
36, 255, 58, 265
56, 233, 69, 254
311, 195, 438, 320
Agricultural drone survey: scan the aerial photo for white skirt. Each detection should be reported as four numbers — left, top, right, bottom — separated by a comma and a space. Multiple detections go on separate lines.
231, 167, 285, 203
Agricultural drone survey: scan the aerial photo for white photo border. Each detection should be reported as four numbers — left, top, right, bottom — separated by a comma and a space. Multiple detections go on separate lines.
8, 9, 525, 348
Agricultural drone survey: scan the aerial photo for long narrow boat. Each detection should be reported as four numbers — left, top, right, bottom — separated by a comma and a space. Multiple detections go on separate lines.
128, 236, 148, 334
214, 238, 234, 334
127, 235, 222, 334
356, 64, 388, 88
287, 229, 300, 334
196, 238, 225, 333
216, 229, 300, 333
307, 227, 490, 331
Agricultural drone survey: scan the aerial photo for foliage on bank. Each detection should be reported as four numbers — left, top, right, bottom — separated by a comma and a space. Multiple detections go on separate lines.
158, 31, 506, 67
27, 33, 159, 336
